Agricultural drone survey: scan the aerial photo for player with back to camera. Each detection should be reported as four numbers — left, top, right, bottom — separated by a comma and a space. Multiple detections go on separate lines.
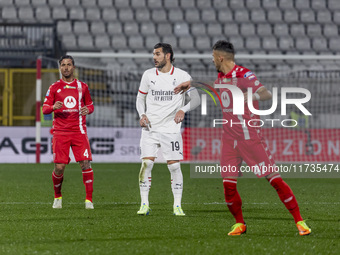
43, 55, 95, 209
174, 40, 311, 236
136, 43, 200, 216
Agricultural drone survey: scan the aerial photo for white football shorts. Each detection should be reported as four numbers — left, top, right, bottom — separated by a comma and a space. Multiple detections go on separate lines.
140, 129, 183, 160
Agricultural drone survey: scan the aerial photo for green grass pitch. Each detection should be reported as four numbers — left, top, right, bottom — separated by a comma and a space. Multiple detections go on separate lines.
0, 163, 339, 254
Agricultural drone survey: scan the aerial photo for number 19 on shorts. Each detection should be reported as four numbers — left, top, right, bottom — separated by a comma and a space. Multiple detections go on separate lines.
171, 141, 180, 151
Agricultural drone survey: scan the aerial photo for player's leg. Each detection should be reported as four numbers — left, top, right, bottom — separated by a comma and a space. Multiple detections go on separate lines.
239, 138, 311, 235
139, 157, 155, 209
266, 172, 311, 235
161, 133, 185, 216
221, 139, 246, 235
138, 130, 158, 215
72, 134, 94, 209
52, 163, 66, 209
79, 160, 94, 209
167, 160, 185, 216
51, 134, 71, 209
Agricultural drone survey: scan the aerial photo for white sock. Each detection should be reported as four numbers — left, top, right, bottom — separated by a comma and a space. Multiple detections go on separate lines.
139, 159, 154, 206
168, 162, 183, 208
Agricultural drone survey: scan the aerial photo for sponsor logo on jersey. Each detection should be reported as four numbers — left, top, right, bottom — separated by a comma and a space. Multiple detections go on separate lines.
223, 78, 231, 83
46, 90, 50, 96
255, 80, 260, 86
64, 96, 76, 108
223, 108, 233, 112
151, 90, 175, 96
173, 79, 177, 86
151, 90, 175, 101
221, 91, 231, 108
64, 85, 76, 89
151, 81, 156, 85
248, 75, 256, 80
244, 71, 253, 78
62, 109, 78, 112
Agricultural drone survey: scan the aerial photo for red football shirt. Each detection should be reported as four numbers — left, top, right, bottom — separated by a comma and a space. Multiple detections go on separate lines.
42, 79, 94, 134
216, 64, 264, 140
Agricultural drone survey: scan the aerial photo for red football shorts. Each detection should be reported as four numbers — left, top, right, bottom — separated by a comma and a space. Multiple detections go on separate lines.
220, 137, 276, 178
52, 133, 92, 164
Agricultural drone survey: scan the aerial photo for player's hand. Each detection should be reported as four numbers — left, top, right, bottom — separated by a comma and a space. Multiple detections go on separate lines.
80, 106, 90, 115
140, 114, 151, 128
174, 110, 185, 124
174, 81, 191, 94
244, 92, 259, 103
53, 101, 63, 110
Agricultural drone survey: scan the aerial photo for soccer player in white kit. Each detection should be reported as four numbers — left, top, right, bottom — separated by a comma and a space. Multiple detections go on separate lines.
136, 43, 200, 216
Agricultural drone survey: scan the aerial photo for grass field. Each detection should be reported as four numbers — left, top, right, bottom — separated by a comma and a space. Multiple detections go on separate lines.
0, 163, 339, 255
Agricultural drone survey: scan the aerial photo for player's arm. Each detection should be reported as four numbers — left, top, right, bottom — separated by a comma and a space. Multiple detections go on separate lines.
136, 92, 151, 127
174, 80, 191, 94
136, 73, 151, 127
42, 87, 63, 114
174, 86, 201, 124
174, 80, 215, 94
244, 87, 272, 103
80, 85, 94, 116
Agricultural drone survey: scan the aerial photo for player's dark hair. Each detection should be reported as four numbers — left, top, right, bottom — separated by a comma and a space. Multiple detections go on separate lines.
59, 55, 75, 66
154, 43, 175, 63
213, 40, 235, 60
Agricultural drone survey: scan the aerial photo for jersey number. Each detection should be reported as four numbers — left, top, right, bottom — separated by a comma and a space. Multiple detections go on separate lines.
254, 161, 265, 176
171, 141, 180, 151
84, 149, 89, 158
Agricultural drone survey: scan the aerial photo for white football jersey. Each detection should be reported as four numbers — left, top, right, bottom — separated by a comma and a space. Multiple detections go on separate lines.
138, 66, 191, 133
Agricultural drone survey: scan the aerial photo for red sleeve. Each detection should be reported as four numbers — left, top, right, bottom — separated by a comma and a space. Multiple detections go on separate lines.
42, 85, 55, 114
84, 85, 94, 114
239, 69, 263, 92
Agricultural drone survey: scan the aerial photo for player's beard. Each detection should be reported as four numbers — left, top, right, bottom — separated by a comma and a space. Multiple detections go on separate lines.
214, 63, 221, 73
62, 70, 73, 79
155, 57, 167, 70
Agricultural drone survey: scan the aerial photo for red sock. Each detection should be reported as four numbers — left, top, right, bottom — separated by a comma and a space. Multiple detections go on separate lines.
82, 168, 94, 202
223, 178, 245, 224
268, 175, 303, 223
52, 171, 63, 198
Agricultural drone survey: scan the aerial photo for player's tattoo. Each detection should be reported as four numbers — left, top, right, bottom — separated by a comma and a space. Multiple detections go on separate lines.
79, 160, 91, 170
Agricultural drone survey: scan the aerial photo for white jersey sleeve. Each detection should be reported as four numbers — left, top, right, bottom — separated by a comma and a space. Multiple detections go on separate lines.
138, 71, 149, 95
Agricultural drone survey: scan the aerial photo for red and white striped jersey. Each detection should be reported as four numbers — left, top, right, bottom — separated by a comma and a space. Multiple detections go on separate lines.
216, 64, 264, 140
42, 79, 94, 134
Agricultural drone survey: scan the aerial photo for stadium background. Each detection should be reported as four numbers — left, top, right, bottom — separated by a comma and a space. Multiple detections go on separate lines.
0, 1, 339, 255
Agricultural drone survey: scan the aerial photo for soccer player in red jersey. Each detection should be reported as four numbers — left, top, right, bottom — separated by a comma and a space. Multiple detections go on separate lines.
175, 40, 311, 236
42, 55, 94, 209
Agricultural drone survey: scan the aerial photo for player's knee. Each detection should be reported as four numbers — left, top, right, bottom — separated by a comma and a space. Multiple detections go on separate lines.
54, 164, 66, 175
139, 159, 154, 179
142, 159, 154, 169
79, 160, 91, 171
167, 162, 181, 173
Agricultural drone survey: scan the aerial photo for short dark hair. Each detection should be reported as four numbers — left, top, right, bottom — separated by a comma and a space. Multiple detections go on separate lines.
59, 55, 75, 66
154, 42, 175, 63
212, 40, 235, 55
